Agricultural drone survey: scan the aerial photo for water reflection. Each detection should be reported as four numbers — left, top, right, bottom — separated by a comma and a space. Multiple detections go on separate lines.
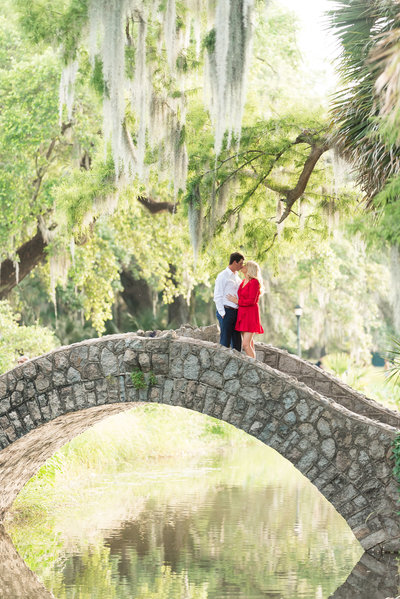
4, 445, 400, 598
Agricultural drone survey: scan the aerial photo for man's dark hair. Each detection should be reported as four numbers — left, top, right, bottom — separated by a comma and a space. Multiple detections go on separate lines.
229, 252, 245, 265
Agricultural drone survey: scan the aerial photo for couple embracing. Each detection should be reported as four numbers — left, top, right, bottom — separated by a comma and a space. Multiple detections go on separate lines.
214, 252, 264, 359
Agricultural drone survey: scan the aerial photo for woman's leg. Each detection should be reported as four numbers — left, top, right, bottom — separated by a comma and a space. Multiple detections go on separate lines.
242, 332, 255, 358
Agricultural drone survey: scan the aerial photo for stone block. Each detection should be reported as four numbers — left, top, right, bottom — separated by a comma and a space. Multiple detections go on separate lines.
283, 411, 297, 426
122, 349, 138, 368
106, 378, 120, 403
298, 423, 318, 444
278, 355, 301, 374
138, 353, 151, 372
183, 354, 201, 380
282, 389, 298, 410
295, 399, 310, 422
360, 529, 387, 551
0, 380, 6, 400
40, 405, 51, 420
0, 398, 11, 415
22, 361, 37, 379
199, 348, 211, 369
223, 359, 240, 380
54, 352, 69, 369
6, 373, 16, 393
241, 369, 260, 385
66, 367, 81, 384
230, 412, 242, 427
249, 420, 264, 435
35, 374, 50, 393
23, 415, 34, 431
82, 363, 102, 380
88, 345, 100, 360
317, 418, 331, 438
100, 347, 119, 376
69, 346, 89, 369
297, 448, 318, 473
170, 358, 183, 378
201, 370, 223, 389
53, 370, 66, 386
262, 354, 278, 368
238, 386, 262, 403
151, 353, 169, 374
35, 357, 53, 374
321, 438, 336, 460
11, 392, 23, 408
163, 379, 174, 403
26, 400, 42, 425
313, 380, 331, 395
213, 352, 231, 371
49, 391, 63, 418
25, 382, 35, 399
222, 396, 234, 421
126, 386, 138, 402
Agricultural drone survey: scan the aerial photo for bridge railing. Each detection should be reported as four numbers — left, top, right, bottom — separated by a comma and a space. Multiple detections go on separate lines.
172, 324, 400, 429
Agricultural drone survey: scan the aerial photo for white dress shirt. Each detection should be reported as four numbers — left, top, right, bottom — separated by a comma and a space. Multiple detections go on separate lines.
214, 267, 241, 317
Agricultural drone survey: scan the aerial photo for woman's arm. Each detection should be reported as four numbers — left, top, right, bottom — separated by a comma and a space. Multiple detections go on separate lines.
238, 279, 260, 306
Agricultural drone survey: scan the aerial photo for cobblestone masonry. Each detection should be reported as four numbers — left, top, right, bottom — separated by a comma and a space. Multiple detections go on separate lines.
0, 326, 400, 553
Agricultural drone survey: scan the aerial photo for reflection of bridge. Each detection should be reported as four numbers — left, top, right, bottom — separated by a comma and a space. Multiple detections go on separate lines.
0, 325, 399, 553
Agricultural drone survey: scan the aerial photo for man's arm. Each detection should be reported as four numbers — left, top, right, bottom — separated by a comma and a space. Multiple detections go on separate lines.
214, 272, 226, 317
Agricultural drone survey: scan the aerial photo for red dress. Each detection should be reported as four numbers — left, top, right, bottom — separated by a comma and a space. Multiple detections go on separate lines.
235, 278, 264, 334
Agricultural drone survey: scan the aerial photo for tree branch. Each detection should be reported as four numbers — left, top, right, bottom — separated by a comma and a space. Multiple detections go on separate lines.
137, 196, 176, 214
0, 229, 47, 299
277, 139, 331, 223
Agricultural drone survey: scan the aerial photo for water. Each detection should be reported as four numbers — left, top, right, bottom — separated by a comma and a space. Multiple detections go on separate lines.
4, 444, 400, 598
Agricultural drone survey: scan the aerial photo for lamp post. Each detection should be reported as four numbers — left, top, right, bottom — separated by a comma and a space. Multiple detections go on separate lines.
294, 305, 302, 358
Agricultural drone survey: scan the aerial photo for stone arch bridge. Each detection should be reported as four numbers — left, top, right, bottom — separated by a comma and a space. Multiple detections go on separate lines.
0, 325, 399, 554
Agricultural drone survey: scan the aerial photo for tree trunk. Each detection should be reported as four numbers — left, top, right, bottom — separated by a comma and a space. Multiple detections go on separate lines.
167, 294, 190, 327
390, 244, 400, 335
119, 269, 153, 314
0, 229, 47, 299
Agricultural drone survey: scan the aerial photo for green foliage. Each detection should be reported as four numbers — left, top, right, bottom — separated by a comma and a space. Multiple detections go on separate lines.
0, 300, 58, 373
68, 236, 121, 335
55, 155, 116, 235
386, 337, 400, 386
130, 368, 146, 389
130, 368, 157, 389
328, 0, 400, 206
14, 0, 88, 61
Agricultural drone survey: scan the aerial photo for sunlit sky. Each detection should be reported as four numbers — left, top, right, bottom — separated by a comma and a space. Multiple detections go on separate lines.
277, 0, 339, 93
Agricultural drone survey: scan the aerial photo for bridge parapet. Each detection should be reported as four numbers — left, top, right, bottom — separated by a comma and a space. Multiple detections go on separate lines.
172, 324, 400, 428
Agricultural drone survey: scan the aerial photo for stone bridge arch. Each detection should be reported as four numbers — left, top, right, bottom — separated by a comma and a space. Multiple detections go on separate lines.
0, 326, 399, 553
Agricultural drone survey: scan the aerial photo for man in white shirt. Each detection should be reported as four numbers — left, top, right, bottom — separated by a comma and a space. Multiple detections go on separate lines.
213, 252, 244, 351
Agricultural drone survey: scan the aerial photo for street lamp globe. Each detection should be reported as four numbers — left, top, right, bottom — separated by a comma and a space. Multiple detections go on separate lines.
294, 305, 303, 317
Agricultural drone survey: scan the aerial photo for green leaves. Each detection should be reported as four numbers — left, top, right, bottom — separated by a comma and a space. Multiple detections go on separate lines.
0, 300, 57, 374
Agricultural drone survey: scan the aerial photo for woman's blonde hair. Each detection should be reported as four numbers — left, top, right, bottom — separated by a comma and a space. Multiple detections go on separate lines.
245, 261, 264, 294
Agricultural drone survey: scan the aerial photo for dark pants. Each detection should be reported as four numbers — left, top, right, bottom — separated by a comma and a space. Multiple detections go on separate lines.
219, 308, 242, 351
216, 311, 233, 349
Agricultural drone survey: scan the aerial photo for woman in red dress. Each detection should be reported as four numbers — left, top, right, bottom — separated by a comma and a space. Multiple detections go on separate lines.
227, 261, 264, 358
